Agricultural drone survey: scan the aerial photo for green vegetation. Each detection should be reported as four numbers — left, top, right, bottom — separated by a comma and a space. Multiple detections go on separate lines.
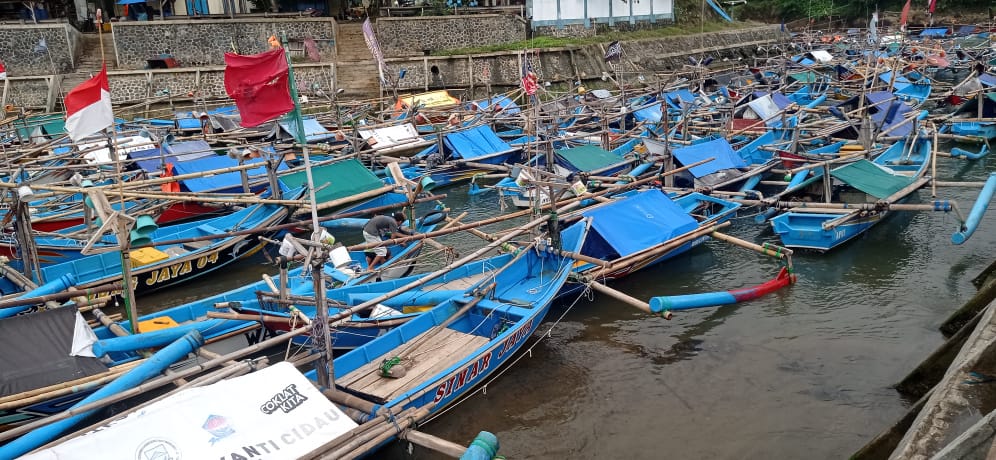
431, 20, 761, 56
734, 0, 991, 24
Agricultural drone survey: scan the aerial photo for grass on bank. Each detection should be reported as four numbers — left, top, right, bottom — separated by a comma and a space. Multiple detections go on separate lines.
431, 20, 764, 56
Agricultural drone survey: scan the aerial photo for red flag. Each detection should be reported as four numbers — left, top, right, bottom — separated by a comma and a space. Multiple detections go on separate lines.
160, 162, 180, 193
0, 60, 6, 79
928, 0, 937, 13
521, 72, 538, 96
64, 64, 113, 142
223, 49, 294, 128
900, 0, 911, 30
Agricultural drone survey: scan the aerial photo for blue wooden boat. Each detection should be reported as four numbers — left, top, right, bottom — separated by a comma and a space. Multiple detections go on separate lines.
769, 133, 931, 251
0, 212, 443, 432
561, 189, 741, 290
0, 185, 305, 300
306, 219, 587, 428
403, 124, 525, 188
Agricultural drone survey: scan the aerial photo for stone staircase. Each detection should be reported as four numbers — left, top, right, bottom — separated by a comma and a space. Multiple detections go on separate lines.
58, 33, 117, 106
335, 22, 382, 98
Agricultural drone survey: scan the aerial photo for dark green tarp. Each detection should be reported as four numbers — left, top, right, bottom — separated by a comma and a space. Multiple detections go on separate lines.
831, 159, 915, 200
555, 145, 622, 172
281, 159, 384, 203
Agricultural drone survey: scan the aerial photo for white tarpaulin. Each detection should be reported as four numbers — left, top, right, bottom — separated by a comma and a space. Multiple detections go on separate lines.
809, 50, 834, 63
23, 362, 357, 460
746, 95, 783, 126
358, 124, 422, 151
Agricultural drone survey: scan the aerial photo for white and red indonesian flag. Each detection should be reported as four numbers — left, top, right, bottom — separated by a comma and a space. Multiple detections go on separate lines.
65, 65, 113, 142
0, 60, 6, 79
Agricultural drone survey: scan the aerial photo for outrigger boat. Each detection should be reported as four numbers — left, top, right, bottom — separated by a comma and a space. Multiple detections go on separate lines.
305, 219, 588, 443
769, 130, 932, 251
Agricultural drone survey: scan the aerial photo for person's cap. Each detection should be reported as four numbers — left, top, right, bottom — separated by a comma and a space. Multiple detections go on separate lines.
392, 212, 405, 222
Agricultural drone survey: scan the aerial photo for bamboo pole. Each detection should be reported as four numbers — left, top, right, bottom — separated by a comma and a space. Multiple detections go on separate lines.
0, 359, 145, 409
0, 323, 312, 443
0, 282, 122, 311
587, 281, 652, 314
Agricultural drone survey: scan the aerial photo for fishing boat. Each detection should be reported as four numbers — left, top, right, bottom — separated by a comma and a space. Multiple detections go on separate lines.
769, 131, 932, 251
0, 209, 444, 432
559, 188, 741, 289
0, 185, 304, 303
307, 219, 587, 437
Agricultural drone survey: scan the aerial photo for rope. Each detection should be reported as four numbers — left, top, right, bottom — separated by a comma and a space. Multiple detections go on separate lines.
421, 256, 582, 425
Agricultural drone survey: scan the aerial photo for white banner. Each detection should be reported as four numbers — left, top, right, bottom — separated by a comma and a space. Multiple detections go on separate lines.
23, 362, 357, 460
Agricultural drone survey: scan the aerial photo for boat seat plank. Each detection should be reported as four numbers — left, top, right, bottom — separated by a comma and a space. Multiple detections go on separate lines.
337, 327, 487, 402
432, 272, 489, 291
183, 239, 213, 250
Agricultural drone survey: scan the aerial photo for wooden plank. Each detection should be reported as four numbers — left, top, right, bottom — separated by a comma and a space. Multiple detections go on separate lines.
354, 333, 486, 401
433, 272, 488, 291
337, 327, 488, 401
336, 327, 455, 388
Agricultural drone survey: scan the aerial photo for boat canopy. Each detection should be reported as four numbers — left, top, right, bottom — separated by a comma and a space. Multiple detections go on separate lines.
277, 118, 338, 143
920, 28, 948, 37
673, 137, 747, 178
358, 123, 422, 151
0, 307, 106, 398
443, 125, 514, 160
831, 159, 916, 199
555, 145, 622, 172
866, 91, 914, 137
282, 158, 385, 203
171, 154, 289, 193
581, 190, 698, 257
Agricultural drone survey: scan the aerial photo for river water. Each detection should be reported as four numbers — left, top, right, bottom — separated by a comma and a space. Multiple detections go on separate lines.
140, 147, 996, 459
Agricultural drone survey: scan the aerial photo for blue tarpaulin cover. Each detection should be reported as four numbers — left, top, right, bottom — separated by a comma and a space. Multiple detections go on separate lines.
633, 105, 663, 123
664, 89, 698, 109
171, 155, 288, 192
866, 91, 913, 137
956, 25, 978, 36
278, 118, 337, 143
471, 95, 521, 115
582, 190, 698, 257
980, 74, 996, 88
673, 137, 747, 177
920, 28, 948, 37
443, 125, 513, 160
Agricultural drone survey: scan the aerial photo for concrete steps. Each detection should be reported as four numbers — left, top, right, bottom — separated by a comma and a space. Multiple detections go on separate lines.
335, 23, 380, 98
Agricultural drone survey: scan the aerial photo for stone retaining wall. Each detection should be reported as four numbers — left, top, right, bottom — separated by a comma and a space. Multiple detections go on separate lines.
376, 14, 526, 57
1, 64, 337, 110
0, 23, 80, 76
2, 25, 786, 109
110, 18, 337, 70
382, 25, 788, 95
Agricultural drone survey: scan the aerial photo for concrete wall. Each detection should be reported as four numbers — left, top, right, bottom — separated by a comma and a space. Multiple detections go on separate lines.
376, 14, 526, 57
110, 18, 336, 69
382, 25, 787, 96
0, 23, 80, 76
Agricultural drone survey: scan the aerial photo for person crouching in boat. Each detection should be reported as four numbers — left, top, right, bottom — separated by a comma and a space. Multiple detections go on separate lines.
363, 212, 412, 269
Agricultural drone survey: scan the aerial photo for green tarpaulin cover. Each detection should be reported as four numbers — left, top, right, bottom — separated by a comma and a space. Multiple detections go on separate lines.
281, 159, 384, 203
831, 159, 915, 200
555, 145, 622, 172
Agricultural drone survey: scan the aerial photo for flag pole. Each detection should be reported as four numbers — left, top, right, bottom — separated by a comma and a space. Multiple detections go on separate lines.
280, 32, 334, 388
96, 9, 105, 65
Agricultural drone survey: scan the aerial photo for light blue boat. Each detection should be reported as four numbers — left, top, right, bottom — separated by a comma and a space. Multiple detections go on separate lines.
306, 218, 587, 434
770, 134, 931, 251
